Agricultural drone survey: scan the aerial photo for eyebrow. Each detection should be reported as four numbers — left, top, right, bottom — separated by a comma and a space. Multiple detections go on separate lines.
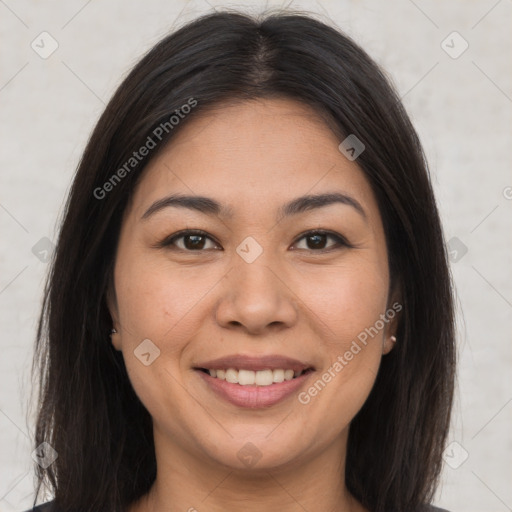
141, 192, 367, 222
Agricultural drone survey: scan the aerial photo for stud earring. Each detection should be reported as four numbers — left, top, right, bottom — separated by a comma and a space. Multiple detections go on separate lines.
390, 335, 397, 343
110, 328, 117, 335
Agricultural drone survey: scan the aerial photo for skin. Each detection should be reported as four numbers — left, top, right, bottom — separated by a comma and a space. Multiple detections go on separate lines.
108, 97, 398, 512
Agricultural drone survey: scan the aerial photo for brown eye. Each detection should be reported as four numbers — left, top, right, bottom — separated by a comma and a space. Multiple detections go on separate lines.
181, 234, 208, 250
160, 230, 220, 251
293, 230, 349, 251
158, 229, 349, 252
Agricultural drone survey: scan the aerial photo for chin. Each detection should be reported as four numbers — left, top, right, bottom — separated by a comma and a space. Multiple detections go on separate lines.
193, 428, 315, 473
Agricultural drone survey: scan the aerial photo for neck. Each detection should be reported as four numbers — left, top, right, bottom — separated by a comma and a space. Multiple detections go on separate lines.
129, 425, 367, 512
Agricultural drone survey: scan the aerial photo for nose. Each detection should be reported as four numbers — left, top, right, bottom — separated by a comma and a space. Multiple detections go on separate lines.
215, 251, 299, 335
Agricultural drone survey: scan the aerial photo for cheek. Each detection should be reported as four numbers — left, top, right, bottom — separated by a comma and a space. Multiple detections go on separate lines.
296, 255, 389, 346
114, 254, 213, 342
293, 257, 388, 428
112, 255, 208, 431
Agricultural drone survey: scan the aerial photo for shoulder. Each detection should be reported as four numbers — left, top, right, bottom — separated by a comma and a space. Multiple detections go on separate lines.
24, 501, 451, 512
23, 501, 59, 512
25, 500, 451, 512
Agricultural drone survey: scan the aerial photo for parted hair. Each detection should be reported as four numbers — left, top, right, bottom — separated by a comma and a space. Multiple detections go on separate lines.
31, 10, 455, 512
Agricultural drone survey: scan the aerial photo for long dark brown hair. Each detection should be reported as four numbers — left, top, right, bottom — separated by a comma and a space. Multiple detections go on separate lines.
31, 10, 456, 512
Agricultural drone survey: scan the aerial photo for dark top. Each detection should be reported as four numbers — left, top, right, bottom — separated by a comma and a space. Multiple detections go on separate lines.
26, 501, 451, 511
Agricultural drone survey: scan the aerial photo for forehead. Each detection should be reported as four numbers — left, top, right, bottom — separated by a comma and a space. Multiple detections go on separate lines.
129, 98, 380, 223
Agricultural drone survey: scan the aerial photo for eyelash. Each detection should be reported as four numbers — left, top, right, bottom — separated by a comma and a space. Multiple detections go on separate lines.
156, 229, 352, 253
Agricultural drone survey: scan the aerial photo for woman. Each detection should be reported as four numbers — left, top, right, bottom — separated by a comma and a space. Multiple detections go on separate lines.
28, 10, 455, 512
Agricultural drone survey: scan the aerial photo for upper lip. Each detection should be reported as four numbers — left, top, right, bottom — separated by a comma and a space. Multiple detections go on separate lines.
194, 354, 314, 372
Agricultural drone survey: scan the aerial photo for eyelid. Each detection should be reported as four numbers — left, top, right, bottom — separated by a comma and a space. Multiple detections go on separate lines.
156, 228, 352, 252
155, 229, 221, 250
290, 229, 352, 251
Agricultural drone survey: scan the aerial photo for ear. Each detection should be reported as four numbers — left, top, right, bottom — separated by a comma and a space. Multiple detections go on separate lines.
382, 282, 402, 355
105, 274, 122, 351
382, 333, 397, 355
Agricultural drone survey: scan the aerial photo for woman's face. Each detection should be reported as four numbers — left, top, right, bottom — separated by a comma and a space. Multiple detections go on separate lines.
109, 98, 397, 473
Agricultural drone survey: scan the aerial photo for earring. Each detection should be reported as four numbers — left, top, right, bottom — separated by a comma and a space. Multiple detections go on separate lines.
390, 335, 397, 343
110, 328, 117, 335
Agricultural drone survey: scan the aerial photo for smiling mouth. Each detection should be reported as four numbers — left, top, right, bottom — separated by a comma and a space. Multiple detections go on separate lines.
196, 367, 314, 386
193, 354, 316, 407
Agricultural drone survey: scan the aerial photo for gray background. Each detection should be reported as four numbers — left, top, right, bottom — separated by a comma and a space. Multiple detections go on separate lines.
1, 1, 511, 511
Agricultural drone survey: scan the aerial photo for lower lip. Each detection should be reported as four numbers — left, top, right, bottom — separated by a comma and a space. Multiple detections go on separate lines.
196, 370, 313, 408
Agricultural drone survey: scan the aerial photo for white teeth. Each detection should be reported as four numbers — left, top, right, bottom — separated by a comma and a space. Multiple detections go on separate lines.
255, 369, 273, 386
284, 369, 294, 381
238, 369, 255, 385
205, 367, 306, 386
225, 368, 238, 384
273, 369, 285, 383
